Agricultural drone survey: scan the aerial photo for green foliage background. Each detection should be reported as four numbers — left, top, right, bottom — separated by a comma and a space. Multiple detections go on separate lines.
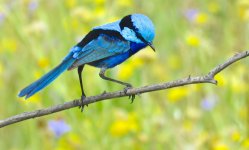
0, 0, 249, 149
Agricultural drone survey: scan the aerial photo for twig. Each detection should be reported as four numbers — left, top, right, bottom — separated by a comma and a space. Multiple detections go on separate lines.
0, 50, 248, 128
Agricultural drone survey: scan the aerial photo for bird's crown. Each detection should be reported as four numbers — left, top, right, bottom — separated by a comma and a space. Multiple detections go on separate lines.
119, 14, 155, 44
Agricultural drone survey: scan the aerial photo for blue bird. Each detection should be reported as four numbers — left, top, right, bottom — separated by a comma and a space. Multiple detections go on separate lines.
18, 14, 155, 110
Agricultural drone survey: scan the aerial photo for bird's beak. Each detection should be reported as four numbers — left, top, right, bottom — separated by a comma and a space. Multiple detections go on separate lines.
148, 42, 155, 52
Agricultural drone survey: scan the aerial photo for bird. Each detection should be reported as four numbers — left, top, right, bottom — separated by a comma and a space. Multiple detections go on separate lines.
18, 14, 155, 111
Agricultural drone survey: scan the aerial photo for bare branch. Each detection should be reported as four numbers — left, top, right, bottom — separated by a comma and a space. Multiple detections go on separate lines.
0, 50, 248, 128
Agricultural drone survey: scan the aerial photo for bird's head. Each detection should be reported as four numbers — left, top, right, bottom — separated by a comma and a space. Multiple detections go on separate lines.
119, 14, 155, 51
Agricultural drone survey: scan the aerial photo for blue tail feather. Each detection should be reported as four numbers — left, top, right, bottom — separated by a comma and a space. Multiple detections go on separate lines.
18, 57, 75, 99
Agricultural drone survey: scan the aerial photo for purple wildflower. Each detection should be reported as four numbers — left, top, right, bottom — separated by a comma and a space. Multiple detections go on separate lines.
184, 9, 199, 22
48, 120, 71, 138
0, 12, 5, 25
28, 1, 39, 12
200, 94, 217, 111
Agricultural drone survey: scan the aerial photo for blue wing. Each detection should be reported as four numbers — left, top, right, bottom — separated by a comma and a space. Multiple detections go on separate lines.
68, 33, 130, 70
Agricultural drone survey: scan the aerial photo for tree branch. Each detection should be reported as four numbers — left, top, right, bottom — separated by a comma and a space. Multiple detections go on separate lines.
0, 50, 248, 128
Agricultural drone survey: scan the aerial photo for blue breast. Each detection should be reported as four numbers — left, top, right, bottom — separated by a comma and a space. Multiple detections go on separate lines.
88, 42, 147, 68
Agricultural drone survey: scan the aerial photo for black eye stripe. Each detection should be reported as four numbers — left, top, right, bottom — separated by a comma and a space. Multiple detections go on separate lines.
136, 32, 147, 43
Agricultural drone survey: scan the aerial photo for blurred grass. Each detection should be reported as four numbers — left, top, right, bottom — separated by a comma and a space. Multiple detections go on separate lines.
0, 0, 249, 149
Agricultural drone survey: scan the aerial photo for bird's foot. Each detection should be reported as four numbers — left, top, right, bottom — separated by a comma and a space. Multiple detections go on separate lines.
123, 84, 135, 103
79, 95, 88, 112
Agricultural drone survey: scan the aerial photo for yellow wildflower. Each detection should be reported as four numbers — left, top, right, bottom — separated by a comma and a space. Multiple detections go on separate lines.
186, 34, 200, 47
65, 0, 76, 8
230, 75, 247, 93
71, 19, 80, 30
29, 93, 41, 103
242, 138, 249, 148
56, 133, 81, 150
208, 2, 220, 13
167, 87, 189, 103
237, 0, 249, 21
213, 143, 229, 150
117, 0, 133, 7
110, 111, 139, 137
214, 74, 226, 87
108, 16, 119, 22
231, 131, 240, 142
0, 62, 3, 75
117, 63, 134, 80
38, 57, 49, 68
1, 38, 17, 53
132, 58, 144, 67
20, 94, 42, 109
94, 0, 105, 6
195, 13, 208, 25
94, 7, 105, 18
182, 120, 193, 132
34, 70, 42, 80
110, 120, 129, 136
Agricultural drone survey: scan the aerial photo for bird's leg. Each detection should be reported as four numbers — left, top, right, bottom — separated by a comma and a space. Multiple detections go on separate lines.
78, 65, 87, 112
99, 68, 135, 103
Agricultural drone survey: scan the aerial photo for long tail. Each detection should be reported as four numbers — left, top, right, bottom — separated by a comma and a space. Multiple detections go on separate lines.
18, 57, 75, 99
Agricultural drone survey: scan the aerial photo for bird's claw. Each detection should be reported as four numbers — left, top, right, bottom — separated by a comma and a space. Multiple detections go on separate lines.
129, 94, 135, 103
123, 85, 136, 104
78, 95, 88, 112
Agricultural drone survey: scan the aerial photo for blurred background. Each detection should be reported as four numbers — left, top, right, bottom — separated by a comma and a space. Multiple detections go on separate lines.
0, 0, 249, 149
